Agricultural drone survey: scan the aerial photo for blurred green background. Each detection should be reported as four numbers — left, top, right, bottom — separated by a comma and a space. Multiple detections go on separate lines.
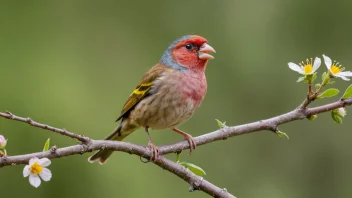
1, 0, 352, 197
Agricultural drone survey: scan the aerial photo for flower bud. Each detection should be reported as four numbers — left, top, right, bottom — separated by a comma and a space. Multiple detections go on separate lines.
337, 107, 347, 117
0, 135, 7, 149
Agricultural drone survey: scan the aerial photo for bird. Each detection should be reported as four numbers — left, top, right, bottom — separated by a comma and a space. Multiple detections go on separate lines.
88, 35, 215, 164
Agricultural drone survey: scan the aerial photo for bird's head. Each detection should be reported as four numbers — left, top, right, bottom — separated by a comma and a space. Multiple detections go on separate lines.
160, 35, 216, 72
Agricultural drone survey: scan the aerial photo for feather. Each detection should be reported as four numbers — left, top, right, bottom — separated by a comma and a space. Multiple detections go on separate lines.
115, 64, 169, 121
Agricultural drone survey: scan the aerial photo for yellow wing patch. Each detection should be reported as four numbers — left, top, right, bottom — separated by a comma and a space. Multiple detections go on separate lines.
116, 81, 154, 121
132, 82, 153, 95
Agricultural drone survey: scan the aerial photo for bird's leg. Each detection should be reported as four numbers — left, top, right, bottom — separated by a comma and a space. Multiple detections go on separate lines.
144, 126, 159, 161
172, 128, 196, 154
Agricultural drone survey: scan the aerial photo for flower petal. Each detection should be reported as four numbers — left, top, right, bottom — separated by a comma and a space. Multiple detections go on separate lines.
23, 165, 31, 177
29, 174, 41, 188
29, 157, 39, 166
335, 73, 350, 81
323, 54, 332, 69
38, 158, 51, 167
312, 57, 321, 72
39, 168, 52, 181
288, 62, 305, 74
338, 71, 352, 77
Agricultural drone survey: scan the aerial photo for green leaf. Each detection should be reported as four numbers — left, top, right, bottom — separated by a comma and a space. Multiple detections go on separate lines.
322, 72, 331, 86
327, 80, 335, 85
297, 76, 308, 83
307, 114, 317, 121
317, 88, 339, 99
179, 162, 206, 176
43, 138, 50, 152
342, 84, 352, 99
311, 72, 317, 83
215, 119, 227, 128
331, 113, 343, 124
276, 131, 289, 139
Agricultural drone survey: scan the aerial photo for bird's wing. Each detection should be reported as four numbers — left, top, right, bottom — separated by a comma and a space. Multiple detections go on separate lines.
116, 64, 168, 121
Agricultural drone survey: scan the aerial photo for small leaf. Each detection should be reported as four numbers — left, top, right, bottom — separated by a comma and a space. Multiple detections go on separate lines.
276, 131, 289, 139
331, 113, 343, 124
315, 84, 321, 89
297, 76, 307, 83
43, 138, 50, 152
307, 114, 317, 121
327, 80, 335, 85
317, 88, 339, 99
179, 162, 206, 176
311, 72, 317, 83
215, 119, 227, 128
342, 84, 352, 99
322, 72, 331, 86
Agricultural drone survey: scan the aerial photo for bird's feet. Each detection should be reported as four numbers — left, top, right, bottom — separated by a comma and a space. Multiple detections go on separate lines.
147, 140, 159, 162
183, 133, 196, 154
173, 128, 197, 155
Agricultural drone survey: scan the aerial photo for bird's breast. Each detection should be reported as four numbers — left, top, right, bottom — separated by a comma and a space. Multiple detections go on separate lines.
180, 73, 207, 107
129, 71, 207, 130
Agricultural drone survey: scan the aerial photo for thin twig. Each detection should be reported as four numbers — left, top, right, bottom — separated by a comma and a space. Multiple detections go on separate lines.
0, 111, 90, 143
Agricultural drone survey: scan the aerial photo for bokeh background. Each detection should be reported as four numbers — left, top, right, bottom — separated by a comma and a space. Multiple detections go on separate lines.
1, 0, 352, 197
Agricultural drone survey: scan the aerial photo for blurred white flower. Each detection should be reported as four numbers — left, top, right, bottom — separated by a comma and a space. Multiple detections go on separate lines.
337, 107, 347, 117
23, 157, 52, 188
288, 57, 321, 75
0, 135, 7, 149
323, 54, 352, 81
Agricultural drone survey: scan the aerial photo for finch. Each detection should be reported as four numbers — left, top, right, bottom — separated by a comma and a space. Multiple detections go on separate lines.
88, 35, 215, 164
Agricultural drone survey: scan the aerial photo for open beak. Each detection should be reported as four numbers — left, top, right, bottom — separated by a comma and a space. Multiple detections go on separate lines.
198, 43, 216, 60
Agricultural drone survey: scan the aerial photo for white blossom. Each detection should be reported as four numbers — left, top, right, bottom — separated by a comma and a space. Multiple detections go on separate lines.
288, 57, 321, 75
323, 54, 352, 81
23, 157, 52, 188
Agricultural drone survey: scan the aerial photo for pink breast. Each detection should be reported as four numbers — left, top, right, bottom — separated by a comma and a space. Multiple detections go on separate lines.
181, 73, 207, 107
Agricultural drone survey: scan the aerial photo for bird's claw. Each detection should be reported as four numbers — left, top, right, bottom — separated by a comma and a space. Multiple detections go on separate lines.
184, 134, 197, 155
148, 141, 159, 162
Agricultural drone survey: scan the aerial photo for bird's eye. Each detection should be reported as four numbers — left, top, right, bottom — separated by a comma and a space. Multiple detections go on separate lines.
185, 44, 193, 50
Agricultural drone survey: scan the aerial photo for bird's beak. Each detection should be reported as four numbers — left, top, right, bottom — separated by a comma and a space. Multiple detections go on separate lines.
198, 43, 216, 60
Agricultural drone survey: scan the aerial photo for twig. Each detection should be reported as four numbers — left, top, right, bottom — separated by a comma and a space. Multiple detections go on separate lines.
0, 111, 90, 143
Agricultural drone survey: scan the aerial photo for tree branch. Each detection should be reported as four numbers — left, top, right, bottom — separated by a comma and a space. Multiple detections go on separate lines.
159, 97, 352, 154
0, 97, 351, 197
0, 111, 90, 143
0, 140, 234, 197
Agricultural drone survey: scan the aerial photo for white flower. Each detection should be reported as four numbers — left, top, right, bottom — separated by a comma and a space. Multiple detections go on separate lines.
323, 54, 352, 81
0, 135, 7, 149
338, 107, 347, 117
23, 157, 52, 188
288, 57, 321, 75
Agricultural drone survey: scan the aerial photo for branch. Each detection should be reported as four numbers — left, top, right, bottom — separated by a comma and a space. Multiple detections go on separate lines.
0, 111, 90, 143
0, 140, 234, 197
159, 97, 352, 154
0, 113, 234, 197
0, 97, 351, 197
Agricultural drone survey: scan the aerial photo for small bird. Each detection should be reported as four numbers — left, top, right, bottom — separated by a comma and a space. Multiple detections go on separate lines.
88, 35, 215, 164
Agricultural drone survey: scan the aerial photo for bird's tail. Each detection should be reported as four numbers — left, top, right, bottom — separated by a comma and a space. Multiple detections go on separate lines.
88, 125, 129, 164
